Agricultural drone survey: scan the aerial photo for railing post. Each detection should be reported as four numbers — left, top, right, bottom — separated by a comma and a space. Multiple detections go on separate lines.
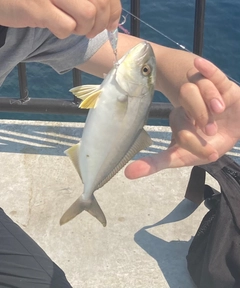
17, 63, 29, 101
130, 0, 140, 37
72, 69, 81, 87
72, 68, 82, 104
193, 0, 206, 55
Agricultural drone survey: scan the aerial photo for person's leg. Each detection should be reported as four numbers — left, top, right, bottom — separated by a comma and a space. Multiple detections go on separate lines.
0, 27, 108, 86
0, 208, 72, 288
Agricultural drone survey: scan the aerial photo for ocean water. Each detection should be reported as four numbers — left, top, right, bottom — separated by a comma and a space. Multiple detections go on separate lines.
0, 0, 239, 124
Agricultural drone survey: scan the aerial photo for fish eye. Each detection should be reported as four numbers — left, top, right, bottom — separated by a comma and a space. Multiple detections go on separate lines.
141, 64, 151, 76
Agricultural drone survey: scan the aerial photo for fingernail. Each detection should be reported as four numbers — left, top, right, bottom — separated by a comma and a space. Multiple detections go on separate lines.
204, 122, 217, 136
210, 98, 225, 113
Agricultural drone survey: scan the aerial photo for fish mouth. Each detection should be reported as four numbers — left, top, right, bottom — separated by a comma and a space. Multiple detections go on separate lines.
131, 41, 152, 55
117, 41, 154, 66
141, 41, 152, 53
136, 41, 154, 63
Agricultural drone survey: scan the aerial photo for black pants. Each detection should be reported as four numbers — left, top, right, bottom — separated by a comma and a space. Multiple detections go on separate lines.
0, 208, 72, 288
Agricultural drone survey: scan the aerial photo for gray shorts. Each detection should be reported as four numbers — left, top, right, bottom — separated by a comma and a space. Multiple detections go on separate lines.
0, 28, 108, 86
0, 208, 72, 288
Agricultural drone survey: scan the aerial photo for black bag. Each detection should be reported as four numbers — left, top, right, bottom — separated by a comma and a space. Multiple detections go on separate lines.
185, 155, 240, 288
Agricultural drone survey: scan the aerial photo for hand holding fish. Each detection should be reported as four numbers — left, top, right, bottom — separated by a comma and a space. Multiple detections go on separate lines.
125, 58, 240, 179
0, 0, 121, 39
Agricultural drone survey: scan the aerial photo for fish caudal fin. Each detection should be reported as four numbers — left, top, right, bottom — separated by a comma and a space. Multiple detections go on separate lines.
60, 195, 107, 227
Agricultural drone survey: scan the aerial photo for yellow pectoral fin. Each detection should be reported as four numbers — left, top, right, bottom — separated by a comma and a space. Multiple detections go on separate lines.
80, 90, 102, 109
70, 85, 102, 109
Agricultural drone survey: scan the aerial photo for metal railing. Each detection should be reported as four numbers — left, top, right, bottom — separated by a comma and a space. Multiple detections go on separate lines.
0, 0, 205, 119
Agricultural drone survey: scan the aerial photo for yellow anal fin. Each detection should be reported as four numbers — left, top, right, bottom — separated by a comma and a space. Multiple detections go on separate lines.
70, 85, 102, 109
64, 143, 82, 181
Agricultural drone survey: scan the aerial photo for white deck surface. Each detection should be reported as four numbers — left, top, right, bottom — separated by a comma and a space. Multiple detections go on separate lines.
0, 119, 239, 288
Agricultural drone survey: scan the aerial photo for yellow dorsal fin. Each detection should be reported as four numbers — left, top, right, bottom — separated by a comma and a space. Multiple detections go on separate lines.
70, 85, 102, 109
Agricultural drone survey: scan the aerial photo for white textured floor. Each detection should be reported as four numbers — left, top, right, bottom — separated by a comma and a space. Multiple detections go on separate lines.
0, 120, 239, 288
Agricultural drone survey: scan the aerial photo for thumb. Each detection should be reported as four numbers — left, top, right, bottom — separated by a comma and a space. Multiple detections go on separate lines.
124, 140, 220, 180
124, 145, 193, 179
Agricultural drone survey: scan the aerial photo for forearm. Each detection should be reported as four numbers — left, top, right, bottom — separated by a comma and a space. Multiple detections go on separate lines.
150, 42, 197, 106
77, 33, 197, 107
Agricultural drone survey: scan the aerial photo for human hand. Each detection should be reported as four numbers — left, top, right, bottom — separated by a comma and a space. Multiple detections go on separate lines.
125, 58, 240, 179
0, 0, 121, 38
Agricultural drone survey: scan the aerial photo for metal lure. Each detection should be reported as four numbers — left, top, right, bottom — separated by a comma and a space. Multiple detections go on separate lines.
107, 28, 118, 63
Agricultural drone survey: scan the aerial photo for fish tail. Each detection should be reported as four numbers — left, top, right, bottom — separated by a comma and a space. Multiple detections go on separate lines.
60, 195, 107, 227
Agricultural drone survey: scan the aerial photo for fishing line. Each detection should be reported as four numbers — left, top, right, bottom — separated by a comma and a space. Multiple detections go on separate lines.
122, 8, 191, 52
122, 8, 240, 86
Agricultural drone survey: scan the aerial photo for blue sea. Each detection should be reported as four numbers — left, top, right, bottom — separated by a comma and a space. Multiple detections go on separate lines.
0, 0, 239, 125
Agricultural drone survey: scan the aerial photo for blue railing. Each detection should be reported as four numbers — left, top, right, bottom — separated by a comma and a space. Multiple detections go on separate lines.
0, 0, 205, 119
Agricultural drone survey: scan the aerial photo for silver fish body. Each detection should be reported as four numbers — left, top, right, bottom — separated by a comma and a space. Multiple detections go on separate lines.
60, 41, 156, 226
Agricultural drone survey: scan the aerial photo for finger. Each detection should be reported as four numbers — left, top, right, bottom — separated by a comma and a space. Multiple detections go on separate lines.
107, 0, 122, 31
194, 57, 232, 96
52, 0, 96, 36
125, 108, 219, 180
170, 107, 219, 159
124, 146, 179, 179
187, 68, 225, 115
179, 82, 218, 136
86, 0, 121, 37
40, 4, 77, 39
124, 143, 216, 179
86, 0, 110, 38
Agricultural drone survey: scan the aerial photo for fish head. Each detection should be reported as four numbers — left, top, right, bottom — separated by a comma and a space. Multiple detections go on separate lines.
115, 41, 156, 101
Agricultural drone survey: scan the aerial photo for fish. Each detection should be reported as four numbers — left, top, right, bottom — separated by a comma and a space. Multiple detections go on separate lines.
60, 41, 156, 227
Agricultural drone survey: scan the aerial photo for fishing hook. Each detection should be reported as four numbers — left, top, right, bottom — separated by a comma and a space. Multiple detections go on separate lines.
119, 15, 127, 26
